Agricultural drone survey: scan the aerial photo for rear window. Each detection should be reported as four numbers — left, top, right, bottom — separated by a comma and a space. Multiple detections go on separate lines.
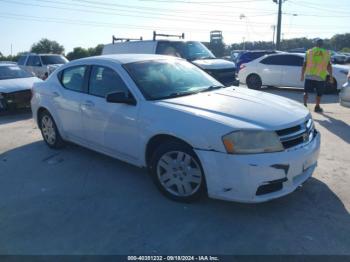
41, 55, 68, 65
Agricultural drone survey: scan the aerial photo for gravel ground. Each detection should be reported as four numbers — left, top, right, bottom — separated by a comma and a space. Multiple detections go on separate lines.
0, 87, 349, 255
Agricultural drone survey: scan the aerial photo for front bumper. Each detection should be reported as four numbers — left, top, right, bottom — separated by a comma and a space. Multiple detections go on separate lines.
195, 132, 320, 203
0, 90, 31, 111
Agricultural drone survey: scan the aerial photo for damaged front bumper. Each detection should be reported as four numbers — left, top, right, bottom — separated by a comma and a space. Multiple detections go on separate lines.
195, 132, 320, 203
0, 90, 31, 111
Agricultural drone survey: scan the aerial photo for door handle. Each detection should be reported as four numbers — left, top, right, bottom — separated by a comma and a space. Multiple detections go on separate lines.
52, 91, 60, 97
82, 100, 94, 108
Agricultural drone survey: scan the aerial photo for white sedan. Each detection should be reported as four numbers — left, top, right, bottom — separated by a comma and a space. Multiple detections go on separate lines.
31, 54, 320, 203
238, 53, 349, 93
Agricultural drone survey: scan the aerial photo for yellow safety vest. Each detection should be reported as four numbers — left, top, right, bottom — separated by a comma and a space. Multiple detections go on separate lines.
305, 47, 330, 81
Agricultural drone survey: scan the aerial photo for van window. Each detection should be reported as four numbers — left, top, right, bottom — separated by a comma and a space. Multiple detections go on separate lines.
27, 56, 42, 67
61, 66, 87, 92
89, 66, 129, 98
156, 41, 215, 61
17, 56, 27, 65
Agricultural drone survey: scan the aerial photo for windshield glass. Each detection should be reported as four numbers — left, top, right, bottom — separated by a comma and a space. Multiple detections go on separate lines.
40, 55, 68, 65
0, 66, 33, 80
124, 59, 222, 100
159, 41, 215, 61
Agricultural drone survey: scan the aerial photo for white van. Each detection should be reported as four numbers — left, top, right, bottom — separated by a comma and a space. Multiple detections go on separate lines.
102, 33, 238, 86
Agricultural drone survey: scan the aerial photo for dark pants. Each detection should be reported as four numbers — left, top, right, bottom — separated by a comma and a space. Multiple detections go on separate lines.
304, 79, 325, 97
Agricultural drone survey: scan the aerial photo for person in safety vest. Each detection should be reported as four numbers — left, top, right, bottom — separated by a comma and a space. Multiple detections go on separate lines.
301, 38, 333, 113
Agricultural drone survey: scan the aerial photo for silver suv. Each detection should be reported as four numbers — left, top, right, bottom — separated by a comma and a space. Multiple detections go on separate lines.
17, 53, 68, 79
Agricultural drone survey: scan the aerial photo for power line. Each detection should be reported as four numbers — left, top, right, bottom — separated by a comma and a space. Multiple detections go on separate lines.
0, 0, 276, 26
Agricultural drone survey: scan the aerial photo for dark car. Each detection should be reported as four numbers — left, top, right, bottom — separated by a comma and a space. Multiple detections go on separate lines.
235, 50, 278, 71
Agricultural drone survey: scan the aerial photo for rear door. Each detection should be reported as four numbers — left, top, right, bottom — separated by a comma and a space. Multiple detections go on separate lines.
258, 55, 284, 86
55, 65, 88, 142
280, 55, 304, 88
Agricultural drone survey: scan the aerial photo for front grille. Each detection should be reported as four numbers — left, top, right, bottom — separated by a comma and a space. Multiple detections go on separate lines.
205, 68, 236, 85
276, 118, 315, 150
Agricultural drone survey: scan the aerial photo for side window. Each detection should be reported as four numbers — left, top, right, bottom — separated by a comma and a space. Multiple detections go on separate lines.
260, 55, 284, 65
61, 66, 87, 92
89, 66, 129, 98
287, 55, 304, 66
156, 42, 182, 57
17, 56, 27, 65
27, 56, 41, 67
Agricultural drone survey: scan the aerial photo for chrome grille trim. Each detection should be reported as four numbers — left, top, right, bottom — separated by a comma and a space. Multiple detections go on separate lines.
276, 118, 315, 150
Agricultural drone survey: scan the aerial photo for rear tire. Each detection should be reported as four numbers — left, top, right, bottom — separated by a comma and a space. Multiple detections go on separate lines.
246, 74, 262, 90
39, 110, 65, 149
148, 141, 206, 202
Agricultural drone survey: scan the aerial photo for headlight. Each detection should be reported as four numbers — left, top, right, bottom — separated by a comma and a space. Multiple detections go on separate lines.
222, 130, 284, 154
340, 70, 349, 75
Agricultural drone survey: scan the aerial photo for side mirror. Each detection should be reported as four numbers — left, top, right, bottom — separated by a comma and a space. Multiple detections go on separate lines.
106, 91, 136, 105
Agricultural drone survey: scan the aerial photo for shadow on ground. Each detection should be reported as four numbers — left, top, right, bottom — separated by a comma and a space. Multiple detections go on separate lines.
0, 109, 32, 125
0, 141, 349, 255
261, 86, 339, 104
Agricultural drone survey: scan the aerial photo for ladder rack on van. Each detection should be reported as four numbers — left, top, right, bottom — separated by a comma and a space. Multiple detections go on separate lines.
153, 31, 185, 41
112, 35, 143, 44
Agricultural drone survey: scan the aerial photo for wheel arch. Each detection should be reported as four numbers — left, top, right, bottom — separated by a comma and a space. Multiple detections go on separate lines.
145, 134, 195, 167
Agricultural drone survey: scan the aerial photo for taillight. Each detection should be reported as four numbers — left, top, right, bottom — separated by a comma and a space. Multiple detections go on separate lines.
239, 64, 246, 71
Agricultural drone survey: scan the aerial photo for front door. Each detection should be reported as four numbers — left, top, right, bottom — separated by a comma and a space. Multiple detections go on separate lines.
81, 65, 139, 161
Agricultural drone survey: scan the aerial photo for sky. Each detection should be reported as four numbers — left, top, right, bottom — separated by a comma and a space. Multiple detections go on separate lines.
0, 0, 350, 56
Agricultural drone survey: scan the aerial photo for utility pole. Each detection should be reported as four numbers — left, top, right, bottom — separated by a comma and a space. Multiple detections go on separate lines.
273, 0, 283, 50
271, 25, 276, 47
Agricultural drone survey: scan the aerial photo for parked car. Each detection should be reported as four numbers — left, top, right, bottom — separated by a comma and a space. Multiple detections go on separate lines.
102, 33, 238, 86
340, 52, 350, 64
235, 50, 278, 71
330, 51, 348, 64
238, 53, 349, 93
340, 71, 350, 108
17, 53, 68, 79
0, 61, 17, 64
0, 64, 42, 111
31, 54, 320, 203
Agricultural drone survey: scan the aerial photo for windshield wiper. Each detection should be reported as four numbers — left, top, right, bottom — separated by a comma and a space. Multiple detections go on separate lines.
200, 85, 226, 93
159, 90, 200, 100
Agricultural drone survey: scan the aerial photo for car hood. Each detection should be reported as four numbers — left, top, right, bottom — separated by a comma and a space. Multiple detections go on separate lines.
192, 58, 236, 70
0, 77, 42, 93
156, 88, 310, 130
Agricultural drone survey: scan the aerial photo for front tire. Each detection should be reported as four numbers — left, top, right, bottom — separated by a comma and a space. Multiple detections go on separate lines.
39, 111, 65, 149
246, 74, 262, 90
149, 141, 206, 202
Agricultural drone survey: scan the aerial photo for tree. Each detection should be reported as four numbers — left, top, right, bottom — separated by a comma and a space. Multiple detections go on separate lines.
66, 47, 89, 60
30, 38, 64, 54
0, 51, 3, 57
66, 44, 104, 60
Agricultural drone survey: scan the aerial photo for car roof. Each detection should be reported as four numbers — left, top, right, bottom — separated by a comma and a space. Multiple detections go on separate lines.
76, 54, 182, 64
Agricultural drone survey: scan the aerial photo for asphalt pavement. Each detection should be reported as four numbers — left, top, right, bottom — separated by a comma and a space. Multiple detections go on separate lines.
0, 87, 349, 255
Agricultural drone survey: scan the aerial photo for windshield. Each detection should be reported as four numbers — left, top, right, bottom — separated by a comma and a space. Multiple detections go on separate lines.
0, 66, 33, 80
124, 59, 223, 100
157, 41, 215, 61
40, 55, 68, 65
